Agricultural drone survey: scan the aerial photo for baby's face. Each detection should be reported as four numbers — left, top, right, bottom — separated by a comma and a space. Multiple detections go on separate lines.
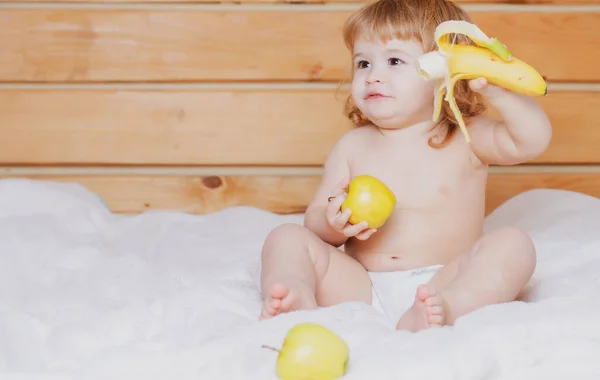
350, 36, 435, 130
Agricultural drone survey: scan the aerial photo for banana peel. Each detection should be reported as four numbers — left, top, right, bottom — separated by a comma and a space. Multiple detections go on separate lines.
416, 20, 547, 143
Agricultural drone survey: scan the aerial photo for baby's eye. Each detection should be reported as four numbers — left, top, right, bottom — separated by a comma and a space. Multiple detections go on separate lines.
356, 60, 370, 69
388, 57, 405, 66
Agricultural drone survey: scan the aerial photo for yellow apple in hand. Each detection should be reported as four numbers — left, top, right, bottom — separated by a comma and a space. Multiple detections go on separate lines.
266, 323, 349, 380
341, 175, 396, 229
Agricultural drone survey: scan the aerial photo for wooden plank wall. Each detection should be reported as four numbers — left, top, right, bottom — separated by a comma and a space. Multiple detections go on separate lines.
0, 0, 599, 216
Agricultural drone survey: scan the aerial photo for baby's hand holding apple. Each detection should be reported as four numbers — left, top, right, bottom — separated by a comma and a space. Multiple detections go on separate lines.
325, 177, 377, 240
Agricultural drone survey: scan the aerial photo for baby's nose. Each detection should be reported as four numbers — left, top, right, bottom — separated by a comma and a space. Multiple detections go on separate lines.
366, 68, 385, 84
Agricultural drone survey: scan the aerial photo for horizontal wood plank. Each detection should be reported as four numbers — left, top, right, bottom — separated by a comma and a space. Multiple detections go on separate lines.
0, 89, 597, 165
0, 10, 597, 82
0, 88, 350, 165
2, 173, 597, 215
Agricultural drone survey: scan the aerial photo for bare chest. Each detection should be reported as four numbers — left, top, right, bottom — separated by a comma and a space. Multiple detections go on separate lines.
348, 139, 476, 209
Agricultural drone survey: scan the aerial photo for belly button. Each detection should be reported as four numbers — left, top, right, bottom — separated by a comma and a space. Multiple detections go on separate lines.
391, 256, 399, 260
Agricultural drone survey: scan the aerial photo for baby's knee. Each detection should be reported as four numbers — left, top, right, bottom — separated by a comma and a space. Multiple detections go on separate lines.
262, 223, 329, 263
496, 226, 534, 250
494, 226, 537, 269
263, 223, 309, 248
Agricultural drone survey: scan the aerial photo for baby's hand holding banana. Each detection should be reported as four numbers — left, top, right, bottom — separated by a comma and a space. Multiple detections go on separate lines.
416, 20, 547, 143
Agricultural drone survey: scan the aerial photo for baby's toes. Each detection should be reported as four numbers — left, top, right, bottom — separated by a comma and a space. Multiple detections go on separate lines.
425, 294, 443, 307
426, 305, 442, 316
259, 297, 281, 320
270, 284, 289, 300
424, 294, 446, 327
269, 298, 282, 313
427, 314, 444, 327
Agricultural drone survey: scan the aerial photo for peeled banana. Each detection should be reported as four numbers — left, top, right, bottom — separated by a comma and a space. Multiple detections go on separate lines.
416, 20, 547, 143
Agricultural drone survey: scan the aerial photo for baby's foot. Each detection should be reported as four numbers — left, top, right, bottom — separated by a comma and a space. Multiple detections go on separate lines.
259, 283, 317, 320
395, 285, 446, 332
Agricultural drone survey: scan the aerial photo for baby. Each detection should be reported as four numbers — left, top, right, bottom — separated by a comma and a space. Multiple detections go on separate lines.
259, 0, 552, 331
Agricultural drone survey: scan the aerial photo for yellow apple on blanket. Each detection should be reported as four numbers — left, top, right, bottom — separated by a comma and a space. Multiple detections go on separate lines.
415, 20, 547, 143
263, 322, 349, 380
341, 175, 396, 229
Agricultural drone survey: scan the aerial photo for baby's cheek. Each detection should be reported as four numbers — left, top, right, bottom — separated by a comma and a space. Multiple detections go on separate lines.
411, 81, 435, 104
350, 85, 365, 107
400, 85, 429, 106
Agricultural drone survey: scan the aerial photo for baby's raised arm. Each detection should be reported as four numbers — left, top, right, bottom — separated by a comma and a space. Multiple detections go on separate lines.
466, 78, 552, 166
303, 131, 375, 247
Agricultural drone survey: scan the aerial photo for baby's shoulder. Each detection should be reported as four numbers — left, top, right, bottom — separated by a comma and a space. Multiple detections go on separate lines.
333, 126, 376, 150
323, 127, 375, 165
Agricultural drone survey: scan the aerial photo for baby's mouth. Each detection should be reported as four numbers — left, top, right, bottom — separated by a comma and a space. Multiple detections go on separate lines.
365, 92, 389, 100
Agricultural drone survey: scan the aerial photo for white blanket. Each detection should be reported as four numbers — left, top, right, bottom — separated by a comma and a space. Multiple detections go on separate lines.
1, 179, 599, 379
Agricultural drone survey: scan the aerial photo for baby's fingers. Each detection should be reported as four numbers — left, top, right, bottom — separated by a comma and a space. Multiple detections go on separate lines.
342, 221, 369, 237
326, 193, 347, 221
327, 177, 349, 201
330, 207, 351, 231
355, 228, 377, 240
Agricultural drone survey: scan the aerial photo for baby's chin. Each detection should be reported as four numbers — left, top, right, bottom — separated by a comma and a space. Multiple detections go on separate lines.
361, 108, 398, 123
367, 115, 435, 134
361, 105, 433, 127
364, 113, 411, 129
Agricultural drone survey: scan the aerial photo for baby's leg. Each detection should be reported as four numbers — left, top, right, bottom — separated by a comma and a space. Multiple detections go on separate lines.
396, 226, 536, 331
259, 223, 372, 320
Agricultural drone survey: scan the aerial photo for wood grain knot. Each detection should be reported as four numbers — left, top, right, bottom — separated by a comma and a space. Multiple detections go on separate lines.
202, 176, 223, 189
309, 62, 323, 79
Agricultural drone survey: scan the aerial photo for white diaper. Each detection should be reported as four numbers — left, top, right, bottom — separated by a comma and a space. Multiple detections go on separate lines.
368, 264, 443, 324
